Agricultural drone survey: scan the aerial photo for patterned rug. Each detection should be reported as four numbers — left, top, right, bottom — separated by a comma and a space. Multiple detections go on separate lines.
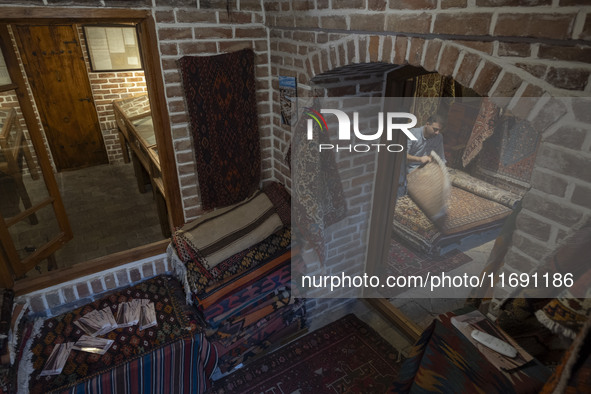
392, 186, 512, 254
178, 48, 260, 210
477, 116, 541, 185
22, 276, 213, 394
385, 237, 473, 296
209, 313, 403, 394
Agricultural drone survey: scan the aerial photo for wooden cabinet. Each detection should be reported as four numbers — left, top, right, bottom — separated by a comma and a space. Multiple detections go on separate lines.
113, 94, 170, 237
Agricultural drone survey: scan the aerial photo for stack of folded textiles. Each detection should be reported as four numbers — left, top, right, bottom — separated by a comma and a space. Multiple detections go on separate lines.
170, 182, 307, 373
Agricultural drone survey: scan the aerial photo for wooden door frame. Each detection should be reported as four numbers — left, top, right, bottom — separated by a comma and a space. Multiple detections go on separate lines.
363, 66, 433, 342
0, 7, 182, 291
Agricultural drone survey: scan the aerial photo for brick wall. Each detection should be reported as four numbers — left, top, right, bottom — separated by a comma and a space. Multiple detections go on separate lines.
86, 70, 148, 163
154, 1, 272, 220
265, 1, 591, 314
17, 253, 170, 317
2, 1, 590, 319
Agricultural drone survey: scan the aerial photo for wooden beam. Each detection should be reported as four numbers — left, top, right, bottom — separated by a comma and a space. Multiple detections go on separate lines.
0, 7, 149, 23
366, 298, 422, 342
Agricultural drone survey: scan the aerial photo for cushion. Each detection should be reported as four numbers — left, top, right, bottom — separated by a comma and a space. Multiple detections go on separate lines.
407, 151, 451, 228
535, 271, 591, 340
175, 189, 284, 270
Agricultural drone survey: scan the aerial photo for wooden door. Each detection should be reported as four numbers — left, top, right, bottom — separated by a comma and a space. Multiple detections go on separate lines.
14, 24, 108, 171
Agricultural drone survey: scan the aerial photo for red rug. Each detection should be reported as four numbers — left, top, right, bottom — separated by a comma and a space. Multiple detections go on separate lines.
209, 314, 403, 393
385, 237, 473, 296
178, 49, 260, 210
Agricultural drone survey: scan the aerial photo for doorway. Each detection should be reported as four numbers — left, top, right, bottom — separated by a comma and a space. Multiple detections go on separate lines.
0, 8, 181, 289
14, 24, 109, 171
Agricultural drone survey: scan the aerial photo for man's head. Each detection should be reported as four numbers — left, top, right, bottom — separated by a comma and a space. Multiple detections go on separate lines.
424, 113, 446, 139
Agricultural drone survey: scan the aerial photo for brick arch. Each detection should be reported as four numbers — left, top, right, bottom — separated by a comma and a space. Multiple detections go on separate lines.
304, 35, 538, 108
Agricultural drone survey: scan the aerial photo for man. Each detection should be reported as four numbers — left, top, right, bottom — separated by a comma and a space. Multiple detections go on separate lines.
397, 113, 446, 197
406, 113, 446, 173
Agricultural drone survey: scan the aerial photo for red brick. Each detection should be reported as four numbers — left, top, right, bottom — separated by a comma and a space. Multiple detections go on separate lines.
515, 63, 547, 79
538, 44, 591, 63
509, 84, 544, 119
530, 169, 567, 198
524, 193, 584, 228
516, 212, 552, 242
545, 125, 587, 151
408, 37, 425, 67
295, 15, 320, 29
176, 10, 217, 23
333, 0, 365, 8
531, 98, 568, 131
437, 45, 460, 77
389, 0, 436, 9
235, 27, 267, 38
240, 0, 262, 11
293, 0, 314, 10
219, 11, 254, 24
393, 36, 408, 65
158, 28, 192, 41
386, 13, 431, 34
194, 27, 232, 39
358, 38, 368, 62
441, 0, 467, 7
492, 72, 523, 97
104, 274, 117, 290
472, 61, 502, 96
368, 0, 387, 11
434, 13, 491, 35
91, 279, 104, 294
317, 32, 329, 44
546, 67, 589, 91
381, 36, 394, 63
498, 42, 531, 57
76, 283, 91, 297
142, 262, 154, 278
350, 14, 386, 31
330, 45, 338, 67
572, 184, 591, 210
423, 40, 442, 72
369, 36, 380, 62
477, 0, 550, 5
455, 53, 481, 88
573, 98, 591, 124
155, 259, 167, 275
494, 13, 575, 40
321, 15, 348, 30
537, 143, 591, 184
154, 10, 175, 23
512, 233, 551, 262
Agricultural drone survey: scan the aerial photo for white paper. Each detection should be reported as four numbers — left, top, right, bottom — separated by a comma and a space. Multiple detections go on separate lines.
123, 28, 136, 46
73, 335, 113, 355
39, 342, 74, 376
139, 303, 157, 330
106, 28, 125, 53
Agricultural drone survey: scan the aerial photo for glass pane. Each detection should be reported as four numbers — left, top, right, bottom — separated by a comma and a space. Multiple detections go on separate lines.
0, 91, 49, 221
0, 50, 10, 85
7, 203, 61, 261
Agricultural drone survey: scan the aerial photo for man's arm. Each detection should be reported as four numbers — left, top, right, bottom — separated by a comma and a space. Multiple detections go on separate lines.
407, 154, 432, 164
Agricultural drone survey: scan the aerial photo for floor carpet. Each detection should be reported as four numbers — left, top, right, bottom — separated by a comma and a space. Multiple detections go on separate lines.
385, 237, 473, 296
209, 313, 403, 394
